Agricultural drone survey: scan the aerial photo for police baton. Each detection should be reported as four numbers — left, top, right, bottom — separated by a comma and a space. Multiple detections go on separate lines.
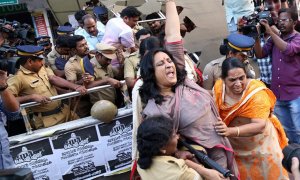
178, 139, 235, 178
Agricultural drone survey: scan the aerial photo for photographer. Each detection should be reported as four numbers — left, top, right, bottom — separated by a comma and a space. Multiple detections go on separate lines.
0, 24, 15, 47
253, 8, 300, 144
0, 69, 20, 169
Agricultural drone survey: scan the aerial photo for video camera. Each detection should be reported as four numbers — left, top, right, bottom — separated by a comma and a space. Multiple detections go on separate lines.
282, 143, 300, 173
240, 6, 274, 38
0, 19, 35, 45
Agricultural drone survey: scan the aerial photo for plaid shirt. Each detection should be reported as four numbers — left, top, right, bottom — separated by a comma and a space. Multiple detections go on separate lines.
253, 37, 272, 85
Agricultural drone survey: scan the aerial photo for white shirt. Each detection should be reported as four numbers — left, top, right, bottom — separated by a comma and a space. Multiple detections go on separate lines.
81, 21, 106, 50
101, 17, 135, 49
224, 0, 254, 24
74, 27, 85, 36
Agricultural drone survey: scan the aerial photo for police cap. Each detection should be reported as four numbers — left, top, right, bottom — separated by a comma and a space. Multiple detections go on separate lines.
57, 26, 75, 35
93, 6, 108, 16
227, 33, 255, 52
35, 35, 50, 42
16, 45, 44, 59
96, 43, 117, 60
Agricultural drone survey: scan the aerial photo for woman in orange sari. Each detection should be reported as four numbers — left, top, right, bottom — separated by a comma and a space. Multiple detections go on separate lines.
213, 57, 288, 180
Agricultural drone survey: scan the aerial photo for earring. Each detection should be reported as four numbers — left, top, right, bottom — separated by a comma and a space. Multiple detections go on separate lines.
161, 149, 166, 154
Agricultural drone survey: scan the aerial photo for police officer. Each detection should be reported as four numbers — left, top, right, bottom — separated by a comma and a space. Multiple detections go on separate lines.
7, 45, 87, 129
36, 35, 52, 62
124, 29, 151, 89
47, 35, 71, 78
57, 26, 75, 36
86, 43, 122, 104
202, 33, 256, 90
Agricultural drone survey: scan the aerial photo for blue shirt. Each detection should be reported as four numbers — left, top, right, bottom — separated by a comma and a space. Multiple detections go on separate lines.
224, 0, 254, 24
0, 98, 20, 169
83, 21, 105, 51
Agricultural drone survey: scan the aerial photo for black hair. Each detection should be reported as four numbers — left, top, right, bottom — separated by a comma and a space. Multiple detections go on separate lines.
74, 10, 87, 22
139, 49, 186, 104
221, 57, 246, 79
68, 35, 85, 49
120, 6, 141, 18
139, 36, 161, 57
226, 45, 240, 55
135, 29, 152, 41
55, 35, 70, 48
219, 38, 228, 56
137, 116, 174, 169
278, 8, 298, 22
17, 56, 42, 67
64, 22, 72, 27
145, 12, 160, 20
82, 14, 97, 25
16, 56, 29, 67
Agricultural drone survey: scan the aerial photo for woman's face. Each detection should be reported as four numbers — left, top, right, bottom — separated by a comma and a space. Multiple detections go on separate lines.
163, 133, 179, 155
153, 52, 177, 90
224, 68, 247, 95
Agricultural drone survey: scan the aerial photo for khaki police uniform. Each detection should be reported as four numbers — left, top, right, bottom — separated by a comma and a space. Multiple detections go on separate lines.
47, 48, 60, 70
64, 55, 93, 118
64, 55, 85, 82
89, 57, 116, 104
202, 56, 255, 90
202, 56, 226, 90
124, 51, 140, 79
137, 156, 203, 180
7, 66, 78, 129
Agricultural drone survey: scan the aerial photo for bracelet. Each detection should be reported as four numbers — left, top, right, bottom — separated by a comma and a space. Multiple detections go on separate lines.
236, 126, 240, 137
165, 0, 175, 2
0, 83, 8, 92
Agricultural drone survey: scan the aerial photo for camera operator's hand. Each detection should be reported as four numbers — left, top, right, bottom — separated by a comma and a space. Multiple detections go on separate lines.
291, 157, 300, 180
259, 19, 272, 34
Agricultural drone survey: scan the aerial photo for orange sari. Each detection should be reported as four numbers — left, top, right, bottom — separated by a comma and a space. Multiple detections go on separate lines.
214, 79, 288, 180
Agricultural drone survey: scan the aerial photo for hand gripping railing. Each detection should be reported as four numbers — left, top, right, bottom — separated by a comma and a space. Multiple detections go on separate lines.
20, 81, 125, 135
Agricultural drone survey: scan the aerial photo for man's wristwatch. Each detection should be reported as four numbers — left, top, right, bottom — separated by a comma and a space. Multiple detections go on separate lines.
0, 83, 8, 92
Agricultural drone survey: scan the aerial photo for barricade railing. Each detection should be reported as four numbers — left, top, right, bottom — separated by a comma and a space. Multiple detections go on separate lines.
20, 81, 125, 135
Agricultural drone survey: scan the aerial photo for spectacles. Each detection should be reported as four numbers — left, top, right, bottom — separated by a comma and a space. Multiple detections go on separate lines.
278, 19, 292, 23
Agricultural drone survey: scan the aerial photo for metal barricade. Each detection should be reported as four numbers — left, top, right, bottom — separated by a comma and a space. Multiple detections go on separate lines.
20, 81, 125, 135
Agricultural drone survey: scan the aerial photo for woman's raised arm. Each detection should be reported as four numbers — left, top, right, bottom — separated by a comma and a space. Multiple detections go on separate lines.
165, 0, 181, 43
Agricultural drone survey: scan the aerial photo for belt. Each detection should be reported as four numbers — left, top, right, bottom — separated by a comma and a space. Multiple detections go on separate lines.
34, 104, 64, 117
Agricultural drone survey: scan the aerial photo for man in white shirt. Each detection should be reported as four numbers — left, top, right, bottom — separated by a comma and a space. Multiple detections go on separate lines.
82, 14, 106, 52
101, 6, 141, 53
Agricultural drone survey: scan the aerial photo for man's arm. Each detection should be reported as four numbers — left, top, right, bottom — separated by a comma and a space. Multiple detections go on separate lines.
253, 37, 265, 58
202, 64, 215, 90
48, 75, 87, 94
260, 19, 287, 51
85, 77, 121, 89
125, 77, 135, 89
0, 70, 19, 112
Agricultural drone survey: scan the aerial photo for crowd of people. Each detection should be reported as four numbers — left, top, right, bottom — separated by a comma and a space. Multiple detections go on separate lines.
0, 0, 299, 179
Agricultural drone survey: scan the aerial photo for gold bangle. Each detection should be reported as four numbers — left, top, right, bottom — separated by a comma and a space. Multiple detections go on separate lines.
236, 127, 240, 137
